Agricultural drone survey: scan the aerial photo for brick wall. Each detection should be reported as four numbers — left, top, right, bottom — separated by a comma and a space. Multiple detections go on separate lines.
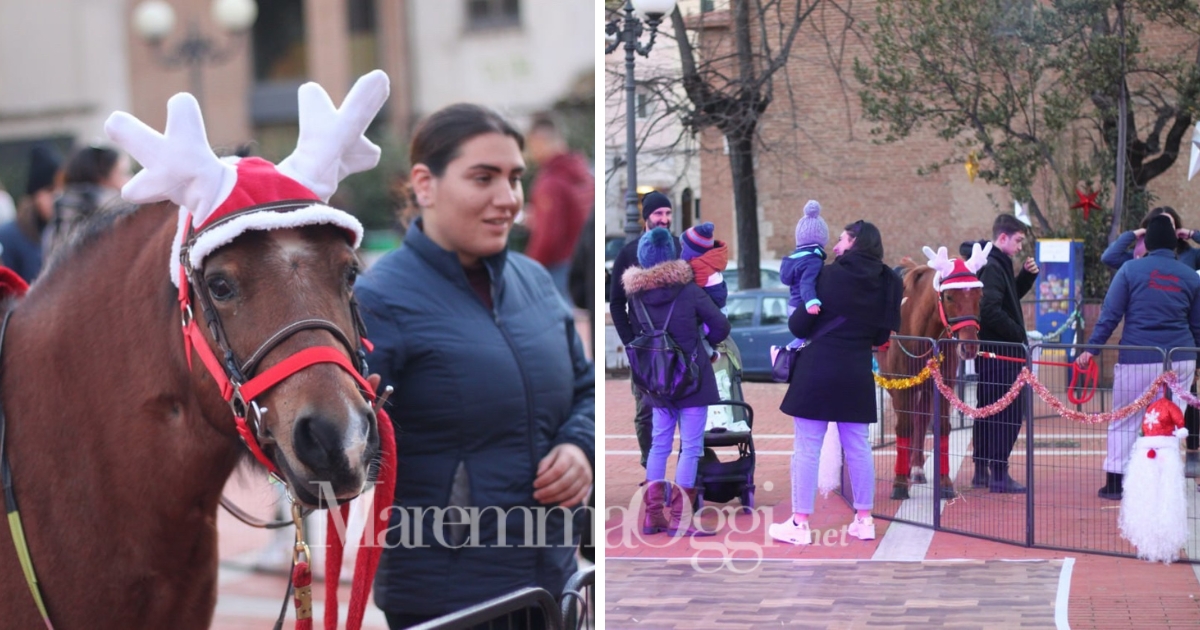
694, 1, 1200, 268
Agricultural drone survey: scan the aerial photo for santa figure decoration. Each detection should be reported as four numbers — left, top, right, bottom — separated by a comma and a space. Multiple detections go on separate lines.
1119, 391, 1189, 563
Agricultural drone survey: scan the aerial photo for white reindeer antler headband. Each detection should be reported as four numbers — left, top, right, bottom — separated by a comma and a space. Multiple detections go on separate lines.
923, 243, 989, 292
104, 70, 391, 287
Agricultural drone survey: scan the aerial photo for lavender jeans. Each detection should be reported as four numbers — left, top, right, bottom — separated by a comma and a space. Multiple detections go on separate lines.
645, 406, 707, 488
790, 417, 875, 514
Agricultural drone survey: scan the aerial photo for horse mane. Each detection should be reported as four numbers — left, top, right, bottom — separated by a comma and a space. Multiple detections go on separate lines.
39, 202, 162, 280
899, 264, 939, 338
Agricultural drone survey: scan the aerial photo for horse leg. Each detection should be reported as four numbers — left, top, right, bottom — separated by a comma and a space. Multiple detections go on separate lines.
891, 390, 912, 501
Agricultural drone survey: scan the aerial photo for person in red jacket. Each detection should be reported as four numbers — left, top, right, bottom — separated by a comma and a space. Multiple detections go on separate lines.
525, 112, 594, 300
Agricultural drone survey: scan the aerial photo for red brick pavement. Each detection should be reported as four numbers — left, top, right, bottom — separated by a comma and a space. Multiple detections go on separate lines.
604, 376, 1200, 628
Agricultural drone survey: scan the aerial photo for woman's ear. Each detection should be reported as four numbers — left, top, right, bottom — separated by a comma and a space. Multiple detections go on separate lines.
410, 164, 435, 209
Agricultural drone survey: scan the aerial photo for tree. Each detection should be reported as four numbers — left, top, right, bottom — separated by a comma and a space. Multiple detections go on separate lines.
855, 0, 1200, 298
668, 0, 823, 290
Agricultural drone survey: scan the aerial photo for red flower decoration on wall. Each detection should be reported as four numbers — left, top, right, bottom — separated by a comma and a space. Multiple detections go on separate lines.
1071, 189, 1101, 221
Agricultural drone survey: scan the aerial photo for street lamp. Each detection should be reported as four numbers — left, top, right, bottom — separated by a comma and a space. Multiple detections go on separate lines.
606, 0, 677, 243
132, 0, 258, 108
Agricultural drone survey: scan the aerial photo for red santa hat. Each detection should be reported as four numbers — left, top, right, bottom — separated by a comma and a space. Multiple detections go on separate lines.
104, 70, 389, 287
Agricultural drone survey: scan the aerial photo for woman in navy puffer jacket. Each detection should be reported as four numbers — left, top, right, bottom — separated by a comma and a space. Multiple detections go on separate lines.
356, 104, 594, 628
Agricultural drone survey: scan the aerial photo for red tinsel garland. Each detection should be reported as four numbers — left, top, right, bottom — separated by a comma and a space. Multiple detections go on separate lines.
927, 359, 1174, 424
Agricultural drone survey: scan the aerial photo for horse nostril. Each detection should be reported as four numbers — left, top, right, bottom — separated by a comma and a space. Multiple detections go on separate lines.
292, 415, 344, 472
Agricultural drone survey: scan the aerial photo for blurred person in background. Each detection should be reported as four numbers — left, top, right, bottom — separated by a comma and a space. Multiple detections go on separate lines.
43, 145, 131, 259
0, 143, 61, 283
524, 111, 593, 301
0, 183, 16, 225
356, 103, 594, 628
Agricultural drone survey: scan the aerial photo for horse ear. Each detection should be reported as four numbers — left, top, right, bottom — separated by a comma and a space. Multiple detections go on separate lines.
104, 93, 237, 220
277, 70, 391, 202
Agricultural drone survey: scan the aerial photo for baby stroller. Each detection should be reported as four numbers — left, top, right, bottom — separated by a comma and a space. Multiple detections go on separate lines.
695, 338, 756, 511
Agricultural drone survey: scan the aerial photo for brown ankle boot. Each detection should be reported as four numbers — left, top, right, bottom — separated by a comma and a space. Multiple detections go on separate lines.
667, 486, 715, 537
641, 481, 669, 535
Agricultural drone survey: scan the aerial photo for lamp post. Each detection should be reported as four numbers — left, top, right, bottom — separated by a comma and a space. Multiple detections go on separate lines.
606, 0, 677, 243
132, 0, 258, 108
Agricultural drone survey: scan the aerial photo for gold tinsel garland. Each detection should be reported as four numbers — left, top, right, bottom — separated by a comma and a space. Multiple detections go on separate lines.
874, 357, 940, 390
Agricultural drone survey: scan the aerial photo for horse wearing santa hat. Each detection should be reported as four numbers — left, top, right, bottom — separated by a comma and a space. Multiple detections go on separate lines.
883, 243, 991, 500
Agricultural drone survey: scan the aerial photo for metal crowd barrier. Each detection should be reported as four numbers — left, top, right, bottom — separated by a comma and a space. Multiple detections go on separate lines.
410, 587, 562, 630
408, 564, 594, 630
862, 338, 1200, 561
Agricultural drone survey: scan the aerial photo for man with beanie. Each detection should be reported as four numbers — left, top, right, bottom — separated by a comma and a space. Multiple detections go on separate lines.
611, 190, 677, 467
0, 143, 61, 282
972, 213, 1039, 493
680, 222, 728, 308
782, 200, 829, 316
1077, 214, 1200, 500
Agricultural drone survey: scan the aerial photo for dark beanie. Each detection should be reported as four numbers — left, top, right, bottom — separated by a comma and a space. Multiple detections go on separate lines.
637, 227, 677, 268
641, 191, 671, 221
1145, 214, 1177, 252
26, 143, 62, 196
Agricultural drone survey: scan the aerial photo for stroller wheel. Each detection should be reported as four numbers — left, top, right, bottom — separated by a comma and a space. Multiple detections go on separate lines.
740, 487, 755, 511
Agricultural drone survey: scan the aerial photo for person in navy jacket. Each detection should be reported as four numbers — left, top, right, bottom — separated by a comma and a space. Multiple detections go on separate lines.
356, 104, 594, 628
1078, 214, 1200, 500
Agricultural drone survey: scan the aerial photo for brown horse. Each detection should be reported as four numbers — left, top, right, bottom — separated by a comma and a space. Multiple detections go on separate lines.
883, 244, 989, 500
0, 204, 381, 627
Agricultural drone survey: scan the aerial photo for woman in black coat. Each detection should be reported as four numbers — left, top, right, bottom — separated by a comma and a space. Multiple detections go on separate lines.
769, 220, 902, 546
622, 227, 731, 537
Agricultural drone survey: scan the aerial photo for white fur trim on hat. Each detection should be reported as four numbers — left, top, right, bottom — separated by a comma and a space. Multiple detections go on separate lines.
168, 204, 363, 287
188, 204, 363, 270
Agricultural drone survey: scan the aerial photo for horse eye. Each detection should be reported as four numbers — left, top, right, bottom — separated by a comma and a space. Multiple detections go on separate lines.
207, 276, 235, 301
346, 267, 359, 288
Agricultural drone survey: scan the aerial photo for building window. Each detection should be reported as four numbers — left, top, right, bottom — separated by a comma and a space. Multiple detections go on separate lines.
636, 92, 653, 119
466, 0, 520, 31
701, 0, 714, 12
253, 0, 308, 82
348, 0, 379, 80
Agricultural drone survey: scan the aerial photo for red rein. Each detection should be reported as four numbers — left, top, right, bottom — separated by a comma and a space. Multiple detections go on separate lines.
976, 351, 1099, 404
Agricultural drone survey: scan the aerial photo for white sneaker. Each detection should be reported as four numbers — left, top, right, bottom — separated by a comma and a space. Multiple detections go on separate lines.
768, 518, 812, 545
848, 516, 875, 541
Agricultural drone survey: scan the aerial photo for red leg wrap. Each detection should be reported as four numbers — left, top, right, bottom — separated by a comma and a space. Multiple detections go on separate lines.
940, 435, 950, 475
895, 437, 911, 476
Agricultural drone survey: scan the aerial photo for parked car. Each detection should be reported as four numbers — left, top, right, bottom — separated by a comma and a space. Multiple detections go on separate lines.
723, 288, 793, 381
725, 260, 784, 293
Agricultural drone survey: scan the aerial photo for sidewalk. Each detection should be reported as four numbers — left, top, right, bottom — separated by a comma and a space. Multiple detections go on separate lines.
211, 470, 388, 629
604, 376, 1200, 628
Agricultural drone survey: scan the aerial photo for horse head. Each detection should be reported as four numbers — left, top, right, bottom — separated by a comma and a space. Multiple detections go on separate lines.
106, 71, 391, 507
923, 243, 991, 360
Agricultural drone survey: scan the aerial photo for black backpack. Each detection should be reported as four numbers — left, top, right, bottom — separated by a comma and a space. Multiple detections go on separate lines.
626, 293, 702, 405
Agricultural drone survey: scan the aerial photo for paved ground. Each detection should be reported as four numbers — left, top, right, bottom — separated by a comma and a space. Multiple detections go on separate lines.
604, 376, 1200, 629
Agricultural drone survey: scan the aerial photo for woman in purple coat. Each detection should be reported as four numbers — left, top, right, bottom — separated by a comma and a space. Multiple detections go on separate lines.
622, 227, 731, 537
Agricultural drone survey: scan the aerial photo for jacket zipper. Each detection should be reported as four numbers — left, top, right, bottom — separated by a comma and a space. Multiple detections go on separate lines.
485, 266, 543, 584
